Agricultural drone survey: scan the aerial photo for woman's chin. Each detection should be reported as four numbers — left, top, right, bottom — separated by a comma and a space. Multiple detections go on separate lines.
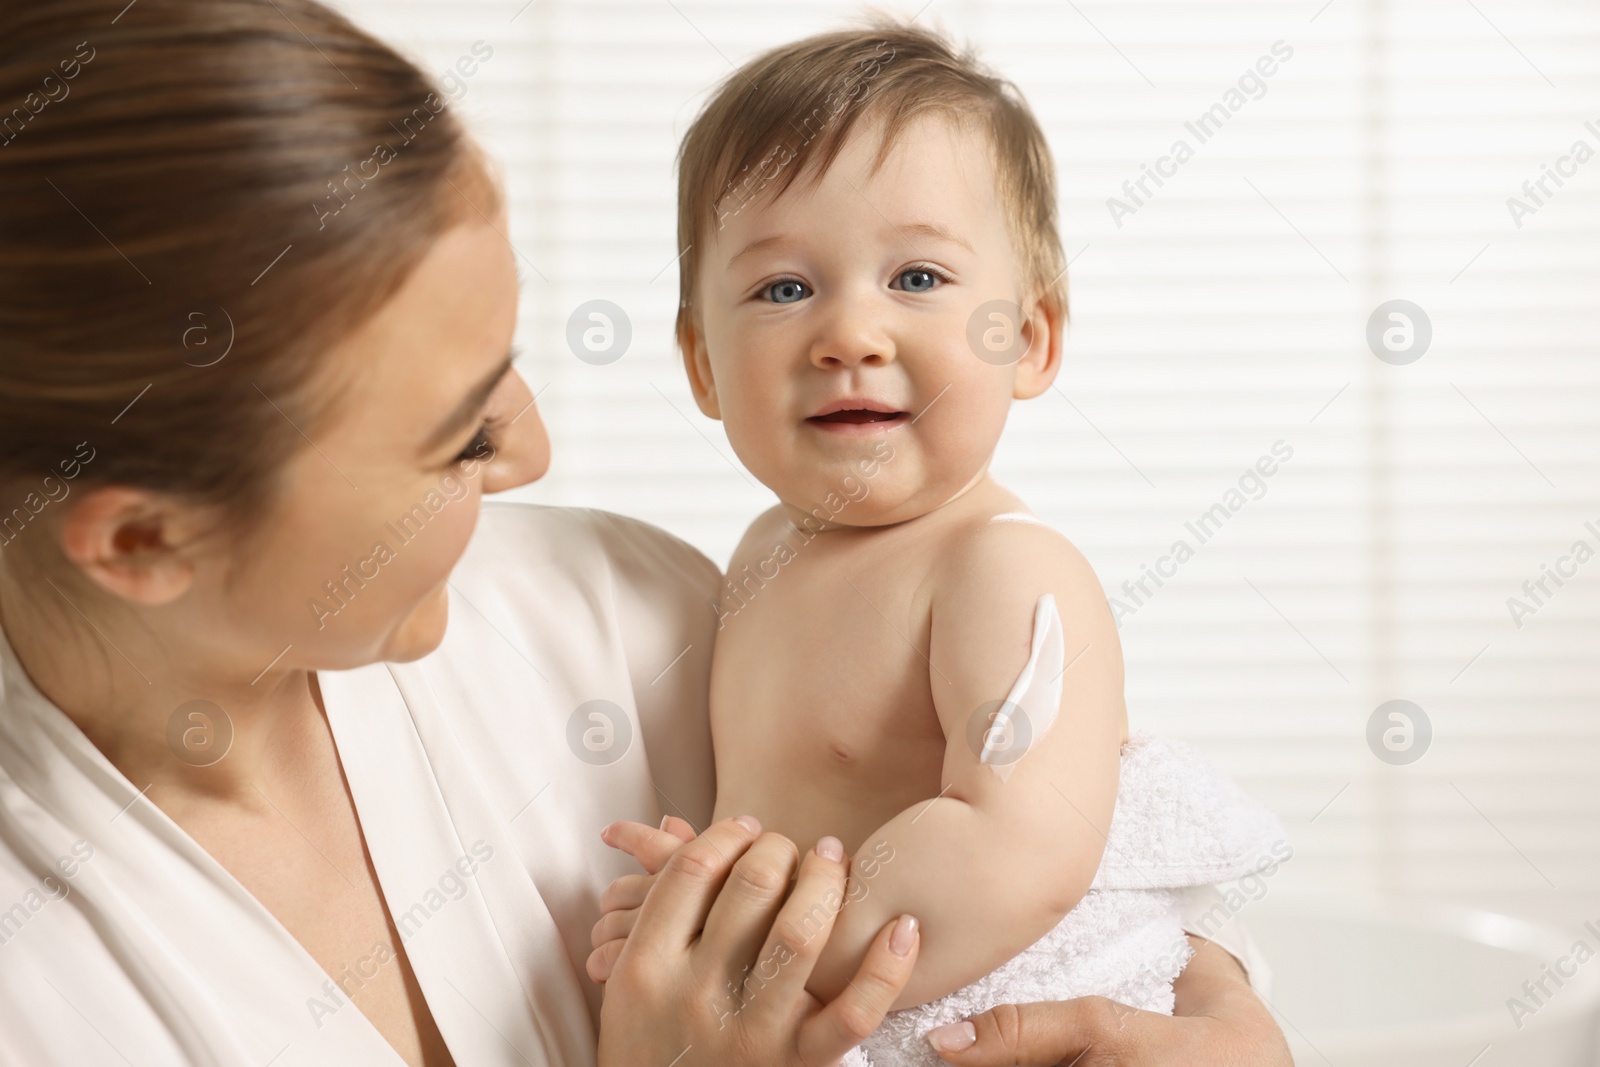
380, 585, 452, 663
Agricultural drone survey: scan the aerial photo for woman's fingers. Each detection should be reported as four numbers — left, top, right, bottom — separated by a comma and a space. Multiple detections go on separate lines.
694, 831, 801, 988
798, 912, 920, 1064
601, 816, 703, 875
624, 816, 762, 958
733, 837, 848, 1011
926, 997, 1158, 1066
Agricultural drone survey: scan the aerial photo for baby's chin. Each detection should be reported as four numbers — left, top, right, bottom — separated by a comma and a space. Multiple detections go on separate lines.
777, 469, 975, 531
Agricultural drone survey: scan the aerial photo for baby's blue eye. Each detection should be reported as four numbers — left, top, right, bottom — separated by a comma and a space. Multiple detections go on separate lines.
765, 279, 809, 304
897, 268, 939, 293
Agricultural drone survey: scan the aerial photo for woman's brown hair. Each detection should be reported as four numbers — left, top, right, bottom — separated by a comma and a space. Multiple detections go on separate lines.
0, 0, 495, 554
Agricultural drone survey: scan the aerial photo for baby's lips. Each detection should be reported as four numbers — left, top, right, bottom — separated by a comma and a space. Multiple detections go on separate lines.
808, 395, 907, 419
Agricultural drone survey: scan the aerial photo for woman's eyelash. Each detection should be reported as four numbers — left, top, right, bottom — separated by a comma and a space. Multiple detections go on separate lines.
455, 418, 498, 464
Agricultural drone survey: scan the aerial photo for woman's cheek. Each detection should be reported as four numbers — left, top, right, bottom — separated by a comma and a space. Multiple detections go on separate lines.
323, 482, 483, 634
393, 479, 482, 592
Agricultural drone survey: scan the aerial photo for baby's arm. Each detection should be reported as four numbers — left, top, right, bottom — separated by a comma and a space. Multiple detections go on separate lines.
805, 521, 1127, 1010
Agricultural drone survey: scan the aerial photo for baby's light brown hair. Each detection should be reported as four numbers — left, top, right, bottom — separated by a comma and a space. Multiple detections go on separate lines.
674, 22, 1067, 348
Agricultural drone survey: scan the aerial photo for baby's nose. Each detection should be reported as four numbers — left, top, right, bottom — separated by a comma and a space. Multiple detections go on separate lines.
807, 302, 896, 369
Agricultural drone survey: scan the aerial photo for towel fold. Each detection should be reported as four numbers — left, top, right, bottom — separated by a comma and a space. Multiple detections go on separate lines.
842, 731, 1285, 1067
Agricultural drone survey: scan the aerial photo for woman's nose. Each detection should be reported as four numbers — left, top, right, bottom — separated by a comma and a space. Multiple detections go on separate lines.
481, 369, 551, 493
807, 291, 897, 370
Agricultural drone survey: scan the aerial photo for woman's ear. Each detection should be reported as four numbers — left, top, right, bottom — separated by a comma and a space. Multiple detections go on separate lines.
58, 486, 199, 606
678, 313, 722, 420
1012, 293, 1066, 401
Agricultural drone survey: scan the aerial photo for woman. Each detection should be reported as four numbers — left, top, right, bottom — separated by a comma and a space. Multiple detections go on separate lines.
0, 1, 1291, 1064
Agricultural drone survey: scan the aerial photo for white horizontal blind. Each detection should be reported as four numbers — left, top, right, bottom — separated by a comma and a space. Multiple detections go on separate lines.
330, 0, 1600, 925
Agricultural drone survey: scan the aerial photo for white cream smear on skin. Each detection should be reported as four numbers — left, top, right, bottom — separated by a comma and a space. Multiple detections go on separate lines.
978, 592, 1064, 780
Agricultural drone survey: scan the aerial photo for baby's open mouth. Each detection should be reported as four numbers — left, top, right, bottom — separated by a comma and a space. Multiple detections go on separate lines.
806, 398, 911, 432
808, 409, 907, 424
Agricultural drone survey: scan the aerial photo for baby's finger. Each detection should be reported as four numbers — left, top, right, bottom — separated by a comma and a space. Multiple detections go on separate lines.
598, 873, 653, 915
661, 814, 698, 844
601, 818, 701, 875
589, 905, 640, 949
798, 913, 921, 1065
585, 937, 627, 985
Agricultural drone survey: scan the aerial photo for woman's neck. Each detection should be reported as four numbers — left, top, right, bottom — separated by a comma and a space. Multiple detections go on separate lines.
0, 561, 326, 805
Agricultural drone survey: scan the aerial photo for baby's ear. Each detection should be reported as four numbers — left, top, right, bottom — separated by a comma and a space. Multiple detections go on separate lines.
677, 313, 722, 420
1011, 293, 1065, 401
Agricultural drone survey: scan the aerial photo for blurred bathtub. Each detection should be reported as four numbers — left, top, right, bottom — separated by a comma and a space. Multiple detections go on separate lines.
1245, 896, 1600, 1067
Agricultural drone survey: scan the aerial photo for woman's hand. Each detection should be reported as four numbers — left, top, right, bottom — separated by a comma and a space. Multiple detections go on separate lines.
924, 937, 1293, 1066
594, 816, 923, 1067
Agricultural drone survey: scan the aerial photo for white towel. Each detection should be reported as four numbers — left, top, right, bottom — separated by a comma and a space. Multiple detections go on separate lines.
843, 732, 1286, 1067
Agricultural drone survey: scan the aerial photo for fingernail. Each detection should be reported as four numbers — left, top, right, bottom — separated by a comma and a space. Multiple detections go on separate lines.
889, 913, 918, 957
815, 836, 844, 862
926, 1020, 976, 1053
599, 824, 612, 844
659, 814, 670, 830
734, 815, 761, 834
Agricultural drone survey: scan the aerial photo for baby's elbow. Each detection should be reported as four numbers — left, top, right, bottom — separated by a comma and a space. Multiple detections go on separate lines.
1034, 860, 1096, 927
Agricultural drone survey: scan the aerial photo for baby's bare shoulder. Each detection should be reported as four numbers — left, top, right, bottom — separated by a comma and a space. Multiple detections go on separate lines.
726, 505, 793, 570
930, 507, 1101, 600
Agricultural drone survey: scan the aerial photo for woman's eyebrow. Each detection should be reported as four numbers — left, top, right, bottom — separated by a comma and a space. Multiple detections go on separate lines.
421, 352, 516, 456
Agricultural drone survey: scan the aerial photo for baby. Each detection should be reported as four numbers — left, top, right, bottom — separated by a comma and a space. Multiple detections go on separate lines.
594, 24, 1281, 1065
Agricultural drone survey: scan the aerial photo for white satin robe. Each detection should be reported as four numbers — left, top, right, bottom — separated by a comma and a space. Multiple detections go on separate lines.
0, 503, 1266, 1067
0, 504, 721, 1067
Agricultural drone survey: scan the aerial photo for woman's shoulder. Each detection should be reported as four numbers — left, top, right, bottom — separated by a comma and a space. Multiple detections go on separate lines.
436, 502, 722, 827
468, 501, 722, 595
470, 502, 716, 575
454, 504, 724, 688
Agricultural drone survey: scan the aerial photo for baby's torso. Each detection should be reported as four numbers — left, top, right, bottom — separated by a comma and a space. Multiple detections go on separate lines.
708, 482, 1025, 851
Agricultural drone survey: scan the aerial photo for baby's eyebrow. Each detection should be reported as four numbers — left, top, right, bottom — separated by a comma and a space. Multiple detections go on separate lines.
728, 233, 789, 266
891, 221, 974, 255
728, 222, 974, 267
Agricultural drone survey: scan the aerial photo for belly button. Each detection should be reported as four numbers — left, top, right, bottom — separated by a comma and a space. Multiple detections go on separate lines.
829, 743, 852, 763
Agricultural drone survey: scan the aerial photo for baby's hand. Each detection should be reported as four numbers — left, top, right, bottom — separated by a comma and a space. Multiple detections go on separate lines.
587, 815, 700, 984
